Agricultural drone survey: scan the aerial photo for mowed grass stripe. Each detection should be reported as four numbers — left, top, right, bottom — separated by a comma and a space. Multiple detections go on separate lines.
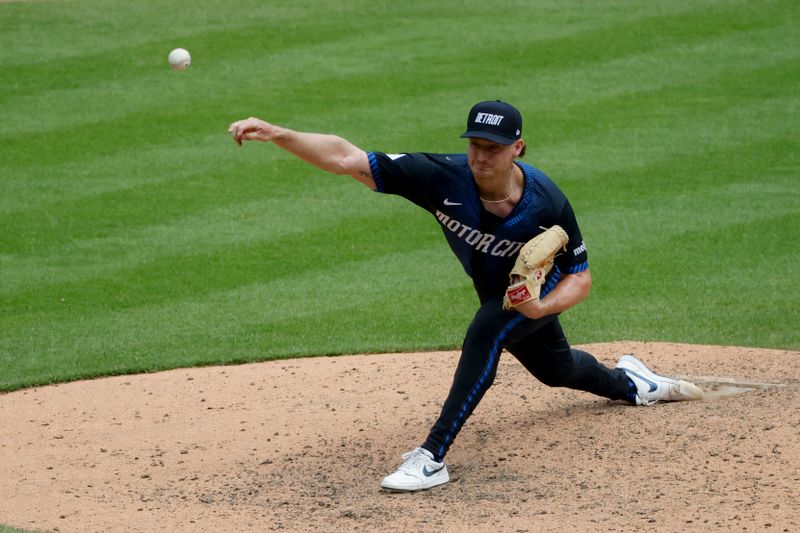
2, 208, 440, 314
0, 246, 472, 390
0, 167, 431, 293
507, 25, 797, 116
0, 135, 255, 215
0, 185, 397, 292
0, 0, 377, 91
538, 87, 798, 194
526, 37, 799, 154
579, 138, 798, 244
0, 149, 349, 252
282, 0, 790, 112
562, 89, 798, 191
581, 210, 800, 346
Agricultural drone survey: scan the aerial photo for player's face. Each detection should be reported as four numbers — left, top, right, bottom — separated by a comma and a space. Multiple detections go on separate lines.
467, 138, 517, 181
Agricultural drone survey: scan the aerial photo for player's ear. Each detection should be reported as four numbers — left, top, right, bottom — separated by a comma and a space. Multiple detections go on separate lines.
514, 140, 525, 158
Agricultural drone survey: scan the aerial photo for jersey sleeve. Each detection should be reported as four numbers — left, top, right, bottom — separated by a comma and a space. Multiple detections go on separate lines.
367, 152, 437, 206
554, 198, 589, 274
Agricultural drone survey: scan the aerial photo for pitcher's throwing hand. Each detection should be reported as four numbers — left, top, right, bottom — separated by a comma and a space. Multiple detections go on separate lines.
228, 117, 283, 145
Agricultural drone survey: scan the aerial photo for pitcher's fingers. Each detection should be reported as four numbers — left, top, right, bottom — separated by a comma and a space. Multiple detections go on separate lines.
228, 122, 245, 144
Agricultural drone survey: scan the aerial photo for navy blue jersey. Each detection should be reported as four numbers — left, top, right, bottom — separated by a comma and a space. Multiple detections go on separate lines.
368, 152, 588, 302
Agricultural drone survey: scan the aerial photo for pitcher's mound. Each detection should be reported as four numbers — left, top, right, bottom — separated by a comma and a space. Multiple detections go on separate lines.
1, 341, 797, 532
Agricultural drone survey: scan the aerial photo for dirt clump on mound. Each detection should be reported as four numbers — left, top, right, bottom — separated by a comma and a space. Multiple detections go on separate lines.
1, 341, 798, 532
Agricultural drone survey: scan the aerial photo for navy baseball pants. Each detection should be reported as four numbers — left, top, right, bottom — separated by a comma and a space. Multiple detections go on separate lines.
421, 295, 634, 462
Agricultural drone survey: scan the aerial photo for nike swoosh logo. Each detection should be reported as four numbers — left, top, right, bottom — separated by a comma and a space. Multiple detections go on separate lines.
443, 199, 462, 206
626, 369, 658, 392
422, 465, 444, 477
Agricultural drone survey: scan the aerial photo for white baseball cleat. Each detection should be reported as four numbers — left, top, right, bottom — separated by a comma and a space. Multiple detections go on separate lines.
380, 447, 449, 492
616, 354, 704, 405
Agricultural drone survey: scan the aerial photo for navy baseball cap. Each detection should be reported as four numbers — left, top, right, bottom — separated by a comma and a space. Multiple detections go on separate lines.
460, 100, 523, 145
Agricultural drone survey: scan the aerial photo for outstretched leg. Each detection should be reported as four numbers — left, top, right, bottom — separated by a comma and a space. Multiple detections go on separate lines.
505, 318, 634, 401
506, 320, 704, 405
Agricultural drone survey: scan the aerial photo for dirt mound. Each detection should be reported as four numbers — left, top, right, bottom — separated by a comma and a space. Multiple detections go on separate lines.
1, 342, 797, 532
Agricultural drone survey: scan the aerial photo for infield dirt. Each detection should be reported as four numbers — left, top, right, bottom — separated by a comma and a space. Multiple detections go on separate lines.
1, 341, 798, 532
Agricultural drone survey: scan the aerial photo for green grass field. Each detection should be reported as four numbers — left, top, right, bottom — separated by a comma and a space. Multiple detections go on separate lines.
1, 0, 798, 394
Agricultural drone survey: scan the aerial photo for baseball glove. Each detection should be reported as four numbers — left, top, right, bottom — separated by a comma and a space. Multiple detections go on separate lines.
502, 225, 569, 310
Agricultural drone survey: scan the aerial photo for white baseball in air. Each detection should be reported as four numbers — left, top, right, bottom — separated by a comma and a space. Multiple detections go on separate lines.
168, 48, 191, 71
